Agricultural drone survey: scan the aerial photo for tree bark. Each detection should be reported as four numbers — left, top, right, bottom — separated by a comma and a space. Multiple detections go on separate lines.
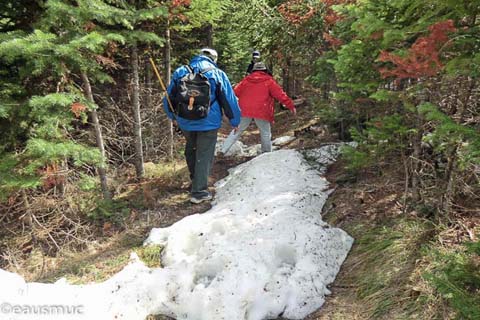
131, 45, 144, 178
165, 20, 174, 160
442, 78, 476, 213
411, 114, 423, 203
206, 24, 213, 47
282, 56, 292, 96
145, 54, 153, 110
81, 71, 111, 200
282, 67, 289, 96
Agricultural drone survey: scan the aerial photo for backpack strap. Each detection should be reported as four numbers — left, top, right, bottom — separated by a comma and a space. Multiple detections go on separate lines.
185, 65, 194, 74
186, 65, 215, 74
200, 66, 215, 74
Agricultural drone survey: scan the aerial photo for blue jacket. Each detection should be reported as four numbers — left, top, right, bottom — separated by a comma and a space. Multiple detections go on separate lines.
163, 55, 241, 131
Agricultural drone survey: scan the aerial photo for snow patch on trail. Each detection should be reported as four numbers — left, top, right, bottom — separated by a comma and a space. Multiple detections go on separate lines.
215, 135, 295, 157
304, 143, 347, 174
0, 146, 353, 320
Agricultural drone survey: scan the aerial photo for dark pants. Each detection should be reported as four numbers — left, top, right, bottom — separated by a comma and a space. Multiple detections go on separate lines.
182, 129, 218, 196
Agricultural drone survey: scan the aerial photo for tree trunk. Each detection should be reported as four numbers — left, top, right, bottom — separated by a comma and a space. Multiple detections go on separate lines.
165, 20, 174, 160
282, 56, 293, 96
282, 66, 289, 95
145, 54, 153, 110
442, 145, 458, 213
131, 45, 144, 178
411, 115, 423, 203
291, 62, 296, 98
442, 78, 476, 213
206, 24, 213, 47
81, 71, 111, 200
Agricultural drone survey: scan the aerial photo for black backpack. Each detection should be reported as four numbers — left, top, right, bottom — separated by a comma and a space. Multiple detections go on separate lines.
172, 65, 214, 120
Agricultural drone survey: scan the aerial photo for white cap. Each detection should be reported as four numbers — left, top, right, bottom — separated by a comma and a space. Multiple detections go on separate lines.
200, 48, 218, 63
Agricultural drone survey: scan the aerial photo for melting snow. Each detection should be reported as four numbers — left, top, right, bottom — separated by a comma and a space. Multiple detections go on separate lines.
216, 135, 296, 157
0, 146, 353, 320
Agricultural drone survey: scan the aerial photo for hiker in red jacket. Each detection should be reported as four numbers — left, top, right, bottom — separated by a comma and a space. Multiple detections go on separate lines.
231, 62, 296, 153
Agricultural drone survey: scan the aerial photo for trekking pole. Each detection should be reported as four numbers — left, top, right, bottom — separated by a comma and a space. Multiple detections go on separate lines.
149, 57, 181, 169
149, 57, 175, 116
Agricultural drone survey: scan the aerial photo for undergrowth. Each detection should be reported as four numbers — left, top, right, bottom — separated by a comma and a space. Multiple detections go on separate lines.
424, 239, 480, 320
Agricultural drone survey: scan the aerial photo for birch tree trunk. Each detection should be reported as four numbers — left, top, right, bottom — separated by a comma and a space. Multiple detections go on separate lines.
131, 45, 144, 178
81, 72, 111, 200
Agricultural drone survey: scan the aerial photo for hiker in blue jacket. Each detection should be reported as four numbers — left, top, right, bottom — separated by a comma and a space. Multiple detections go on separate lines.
164, 48, 241, 204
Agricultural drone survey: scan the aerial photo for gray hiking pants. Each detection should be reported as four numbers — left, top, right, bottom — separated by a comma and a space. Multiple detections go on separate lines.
232, 117, 272, 153
182, 129, 218, 197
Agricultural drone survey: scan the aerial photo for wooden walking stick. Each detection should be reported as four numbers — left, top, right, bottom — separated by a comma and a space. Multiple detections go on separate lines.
149, 57, 176, 116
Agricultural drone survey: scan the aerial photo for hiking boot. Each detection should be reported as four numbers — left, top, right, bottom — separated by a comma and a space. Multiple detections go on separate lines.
190, 193, 213, 204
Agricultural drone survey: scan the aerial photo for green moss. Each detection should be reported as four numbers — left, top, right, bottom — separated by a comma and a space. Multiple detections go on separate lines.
136, 245, 163, 268
64, 253, 130, 284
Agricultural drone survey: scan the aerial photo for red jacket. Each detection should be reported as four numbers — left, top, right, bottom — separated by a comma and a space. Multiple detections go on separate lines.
234, 71, 295, 123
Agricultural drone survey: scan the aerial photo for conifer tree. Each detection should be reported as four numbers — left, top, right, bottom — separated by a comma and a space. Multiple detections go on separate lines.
0, 0, 166, 199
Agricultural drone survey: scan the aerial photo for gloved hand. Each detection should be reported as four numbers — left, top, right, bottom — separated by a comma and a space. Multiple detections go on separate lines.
172, 120, 182, 134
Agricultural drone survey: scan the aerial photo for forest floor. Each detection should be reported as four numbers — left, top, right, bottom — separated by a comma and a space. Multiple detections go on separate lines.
2, 100, 477, 319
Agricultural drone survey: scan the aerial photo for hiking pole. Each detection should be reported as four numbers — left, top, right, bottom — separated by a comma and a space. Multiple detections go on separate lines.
149, 57, 182, 135
149, 57, 175, 115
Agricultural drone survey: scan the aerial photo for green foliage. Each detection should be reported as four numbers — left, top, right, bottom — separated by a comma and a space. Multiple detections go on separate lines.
0, 0, 170, 199
181, 0, 229, 30
329, 39, 381, 97
78, 173, 99, 192
341, 144, 371, 172
26, 139, 103, 170
329, 218, 434, 318
136, 245, 163, 268
0, 1, 44, 32
88, 198, 130, 221
307, 52, 336, 88
419, 103, 480, 168
305, 0, 480, 215
424, 240, 480, 319
369, 89, 399, 103
216, 0, 327, 82
341, 114, 412, 171
0, 154, 41, 200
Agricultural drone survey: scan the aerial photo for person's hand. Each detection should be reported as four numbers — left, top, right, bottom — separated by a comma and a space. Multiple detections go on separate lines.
172, 120, 182, 133
232, 126, 239, 133
291, 108, 297, 116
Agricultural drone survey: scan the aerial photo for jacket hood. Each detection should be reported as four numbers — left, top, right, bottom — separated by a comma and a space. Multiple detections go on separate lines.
245, 71, 271, 83
189, 55, 218, 70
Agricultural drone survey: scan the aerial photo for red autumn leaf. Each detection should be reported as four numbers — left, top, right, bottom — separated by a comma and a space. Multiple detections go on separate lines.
171, 0, 191, 8
95, 54, 119, 69
84, 22, 96, 32
321, 0, 356, 27
278, 0, 316, 25
71, 102, 87, 118
41, 163, 65, 190
378, 20, 457, 80
323, 32, 343, 48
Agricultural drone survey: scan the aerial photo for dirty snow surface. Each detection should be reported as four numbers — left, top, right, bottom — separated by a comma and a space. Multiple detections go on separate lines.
216, 135, 295, 157
0, 146, 353, 320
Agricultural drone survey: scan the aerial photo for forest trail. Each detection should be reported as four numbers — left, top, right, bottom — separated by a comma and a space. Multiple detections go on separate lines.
2, 99, 478, 320
0, 104, 356, 320
2, 1, 479, 318
2, 100, 476, 320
